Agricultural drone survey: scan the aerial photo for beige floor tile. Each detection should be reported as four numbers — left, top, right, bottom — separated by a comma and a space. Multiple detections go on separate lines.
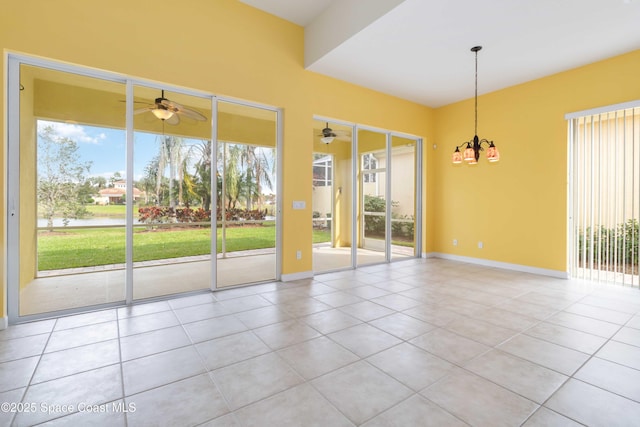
0, 333, 49, 363
301, 309, 362, 334
370, 294, 422, 311
497, 334, 589, 375
38, 399, 126, 426
183, 314, 247, 343
234, 305, 292, 329
579, 295, 640, 314
367, 342, 454, 391
235, 383, 353, 427
338, 301, 395, 322
362, 394, 467, 427
515, 292, 575, 310
252, 319, 321, 350
546, 311, 621, 338
125, 374, 228, 427
564, 303, 634, 325
627, 315, 640, 329
14, 365, 122, 427
499, 300, 560, 320
54, 309, 117, 331
345, 285, 391, 299
596, 340, 640, 370
575, 357, 640, 402
612, 326, 640, 347
0, 388, 26, 426
369, 312, 436, 340
410, 328, 490, 364
117, 300, 171, 319
33, 340, 120, 384
45, 322, 118, 353
465, 350, 568, 403
117, 311, 180, 337
122, 346, 206, 395
198, 413, 242, 427
218, 295, 272, 313
275, 297, 332, 317
0, 319, 55, 341
546, 379, 640, 427
402, 304, 465, 327
277, 336, 359, 380
195, 331, 270, 370
167, 292, 215, 310
211, 352, 303, 410
119, 325, 190, 361
522, 407, 582, 427
173, 301, 230, 324
422, 370, 538, 427
469, 307, 539, 331
313, 291, 364, 308
524, 321, 607, 354
444, 317, 518, 346
312, 360, 412, 425
329, 324, 402, 358
0, 356, 39, 392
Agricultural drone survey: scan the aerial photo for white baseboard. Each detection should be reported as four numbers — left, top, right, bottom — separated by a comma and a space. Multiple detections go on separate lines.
426, 253, 569, 279
280, 270, 314, 282
0, 316, 7, 330
422, 252, 438, 259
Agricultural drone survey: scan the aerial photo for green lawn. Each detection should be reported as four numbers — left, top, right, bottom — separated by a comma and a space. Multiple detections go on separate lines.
38, 225, 331, 271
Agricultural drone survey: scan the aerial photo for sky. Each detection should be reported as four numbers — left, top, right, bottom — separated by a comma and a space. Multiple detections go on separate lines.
37, 120, 203, 182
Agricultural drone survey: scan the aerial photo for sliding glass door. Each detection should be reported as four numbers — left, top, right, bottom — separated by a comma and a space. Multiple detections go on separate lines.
9, 63, 128, 317
7, 55, 281, 322
132, 85, 213, 299
216, 101, 278, 287
358, 129, 388, 266
312, 119, 354, 273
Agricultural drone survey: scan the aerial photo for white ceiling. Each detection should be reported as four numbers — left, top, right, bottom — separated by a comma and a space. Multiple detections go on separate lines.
240, 0, 640, 107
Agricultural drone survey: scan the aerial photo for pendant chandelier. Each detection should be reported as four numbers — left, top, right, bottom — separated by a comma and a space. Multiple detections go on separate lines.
452, 46, 500, 164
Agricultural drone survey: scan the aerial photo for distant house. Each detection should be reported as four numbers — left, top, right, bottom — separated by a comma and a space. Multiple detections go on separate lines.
95, 180, 145, 205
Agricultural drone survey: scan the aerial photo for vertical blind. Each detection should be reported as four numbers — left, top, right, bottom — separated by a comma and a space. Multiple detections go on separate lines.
568, 103, 640, 287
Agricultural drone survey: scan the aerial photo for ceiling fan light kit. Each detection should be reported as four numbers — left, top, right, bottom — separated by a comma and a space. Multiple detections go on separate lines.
452, 46, 500, 165
135, 89, 207, 125
319, 122, 338, 144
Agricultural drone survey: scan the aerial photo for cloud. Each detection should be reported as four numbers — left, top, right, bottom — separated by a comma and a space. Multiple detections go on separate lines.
38, 120, 107, 144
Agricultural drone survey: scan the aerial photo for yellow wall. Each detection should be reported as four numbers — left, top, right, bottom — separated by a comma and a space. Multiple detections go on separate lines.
433, 49, 640, 272
0, 0, 433, 319
3, 0, 639, 321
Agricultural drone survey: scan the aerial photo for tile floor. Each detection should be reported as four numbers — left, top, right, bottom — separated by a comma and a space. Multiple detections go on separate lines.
2, 258, 640, 426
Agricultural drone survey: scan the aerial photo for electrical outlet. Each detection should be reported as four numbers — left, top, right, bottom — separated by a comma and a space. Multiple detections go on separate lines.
453, 239, 458, 246
296, 250, 302, 260
478, 241, 483, 249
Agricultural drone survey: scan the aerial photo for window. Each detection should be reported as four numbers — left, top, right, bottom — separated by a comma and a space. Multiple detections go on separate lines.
313, 155, 332, 187
568, 102, 640, 286
362, 153, 377, 183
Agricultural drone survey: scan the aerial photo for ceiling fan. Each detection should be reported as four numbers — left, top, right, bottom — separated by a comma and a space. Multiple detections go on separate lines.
318, 122, 349, 144
134, 90, 207, 125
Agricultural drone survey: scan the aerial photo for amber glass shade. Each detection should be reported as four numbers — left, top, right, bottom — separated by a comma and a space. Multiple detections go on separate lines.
486, 143, 500, 162
463, 144, 475, 162
452, 148, 462, 164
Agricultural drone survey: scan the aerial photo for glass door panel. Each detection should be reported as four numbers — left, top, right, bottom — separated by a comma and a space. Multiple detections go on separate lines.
391, 136, 417, 260
17, 64, 127, 316
358, 129, 388, 266
216, 101, 277, 287
132, 86, 213, 299
312, 120, 353, 273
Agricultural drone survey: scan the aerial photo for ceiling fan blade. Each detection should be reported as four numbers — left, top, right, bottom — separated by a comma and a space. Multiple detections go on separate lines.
159, 98, 181, 113
177, 107, 207, 121
134, 106, 153, 115
165, 113, 180, 125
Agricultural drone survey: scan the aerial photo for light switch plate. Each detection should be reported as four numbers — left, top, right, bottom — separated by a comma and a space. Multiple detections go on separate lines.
292, 201, 306, 210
